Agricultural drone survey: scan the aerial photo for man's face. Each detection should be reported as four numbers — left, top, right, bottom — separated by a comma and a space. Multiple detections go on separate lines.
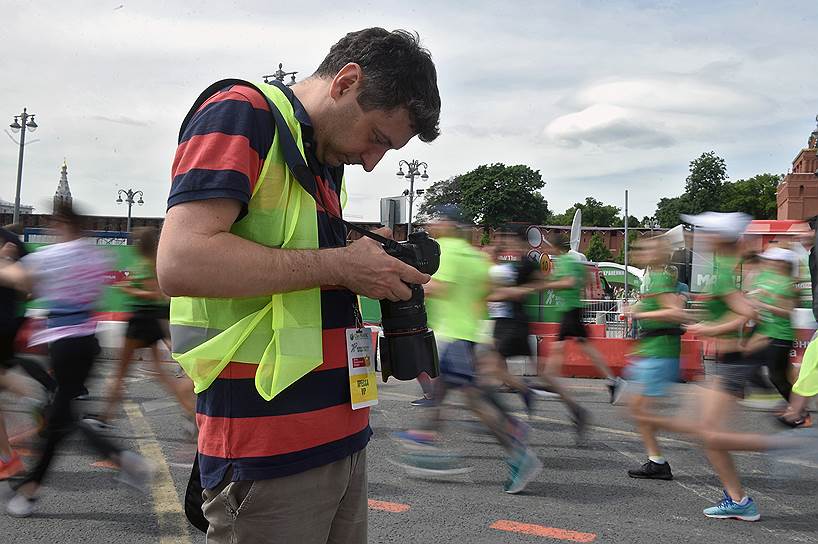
314, 64, 417, 171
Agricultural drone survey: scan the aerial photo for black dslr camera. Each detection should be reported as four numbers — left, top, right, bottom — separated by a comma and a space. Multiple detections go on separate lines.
378, 231, 441, 382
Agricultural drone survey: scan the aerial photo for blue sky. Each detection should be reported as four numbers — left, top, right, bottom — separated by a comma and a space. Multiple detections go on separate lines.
1, 0, 816, 223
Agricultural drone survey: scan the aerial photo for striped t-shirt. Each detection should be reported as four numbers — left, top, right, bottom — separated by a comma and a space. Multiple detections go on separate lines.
169, 84, 370, 489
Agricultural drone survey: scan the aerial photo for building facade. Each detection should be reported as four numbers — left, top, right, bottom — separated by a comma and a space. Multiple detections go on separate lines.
776, 116, 818, 220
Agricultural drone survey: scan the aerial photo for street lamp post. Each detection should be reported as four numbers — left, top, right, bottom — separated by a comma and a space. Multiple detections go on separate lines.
9, 108, 38, 224
812, 114, 818, 176
116, 188, 144, 233
396, 160, 429, 234
263, 63, 298, 86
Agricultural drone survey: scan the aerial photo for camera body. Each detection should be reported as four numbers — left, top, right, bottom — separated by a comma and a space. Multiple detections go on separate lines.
378, 231, 441, 381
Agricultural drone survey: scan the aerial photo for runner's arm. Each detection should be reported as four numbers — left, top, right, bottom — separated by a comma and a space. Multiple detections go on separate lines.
0, 256, 32, 293
753, 291, 795, 317
685, 291, 754, 337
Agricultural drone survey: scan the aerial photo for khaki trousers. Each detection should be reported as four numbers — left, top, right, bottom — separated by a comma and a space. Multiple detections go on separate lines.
203, 449, 367, 544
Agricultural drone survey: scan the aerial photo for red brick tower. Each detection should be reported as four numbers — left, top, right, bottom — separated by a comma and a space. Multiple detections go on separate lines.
777, 115, 818, 220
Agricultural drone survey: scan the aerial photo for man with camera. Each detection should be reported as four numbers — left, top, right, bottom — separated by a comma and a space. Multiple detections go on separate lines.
157, 28, 440, 544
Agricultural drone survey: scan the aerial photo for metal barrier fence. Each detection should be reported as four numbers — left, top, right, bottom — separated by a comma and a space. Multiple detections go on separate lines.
579, 299, 634, 338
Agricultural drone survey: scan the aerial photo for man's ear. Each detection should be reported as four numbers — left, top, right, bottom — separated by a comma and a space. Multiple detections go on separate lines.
329, 63, 363, 101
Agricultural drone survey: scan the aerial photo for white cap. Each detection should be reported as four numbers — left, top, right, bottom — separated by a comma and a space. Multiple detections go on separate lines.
760, 246, 800, 276
680, 212, 751, 241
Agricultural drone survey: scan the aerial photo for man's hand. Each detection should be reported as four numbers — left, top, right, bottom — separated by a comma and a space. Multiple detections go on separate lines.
337, 228, 430, 301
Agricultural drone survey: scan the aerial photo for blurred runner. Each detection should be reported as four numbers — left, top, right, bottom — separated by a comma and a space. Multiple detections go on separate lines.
625, 237, 686, 480
0, 204, 154, 518
635, 212, 771, 521
742, 247, 798, 406
84, 227, 195, 432
486, 228, 589, 440
542, 236, 625, 403
0, 226, 57, 480
395, 208, 542, 494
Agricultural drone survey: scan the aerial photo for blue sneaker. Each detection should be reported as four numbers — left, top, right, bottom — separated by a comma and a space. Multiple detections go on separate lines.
394, 450, 474, 476
504, 447, 542, 494
410, 396, 436, 407
392, 430, 437, 449
703, 491, 760, 521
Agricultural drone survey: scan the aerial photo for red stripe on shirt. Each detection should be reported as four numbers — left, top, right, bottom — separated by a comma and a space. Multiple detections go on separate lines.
197, 404, 370, 458
314, 175, 343, 217
216, 328, 349, 380
196, 85, 271, 114
172, 133, 261, 184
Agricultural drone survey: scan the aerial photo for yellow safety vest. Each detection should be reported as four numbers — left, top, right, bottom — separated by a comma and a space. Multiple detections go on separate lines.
170, 81, 342, 401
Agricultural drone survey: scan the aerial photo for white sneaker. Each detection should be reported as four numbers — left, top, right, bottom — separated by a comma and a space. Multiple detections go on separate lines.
80, 416, 114, 432
115, 451, 156, 493
6, 493, 37, 518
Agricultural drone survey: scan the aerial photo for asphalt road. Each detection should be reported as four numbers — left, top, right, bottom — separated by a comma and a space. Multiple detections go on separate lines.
2, 359, 817, 543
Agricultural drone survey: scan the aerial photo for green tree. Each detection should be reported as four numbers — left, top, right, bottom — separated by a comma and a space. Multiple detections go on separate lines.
614, 215, 642, 228
684, 151, 729, 214
417, 164, 550, 229
654, 195, 690, 228
551, 197, 621, 227
586, 233, 613, 263
721, 173, 781, 219
615, 231, 639, 265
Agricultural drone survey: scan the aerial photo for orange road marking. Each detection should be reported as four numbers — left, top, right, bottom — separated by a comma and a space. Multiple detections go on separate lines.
368, 499, 410, 512
490, 520, 596, 542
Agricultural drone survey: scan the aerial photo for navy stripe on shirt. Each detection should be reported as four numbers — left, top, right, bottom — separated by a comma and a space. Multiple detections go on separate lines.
197, 367, 351, 418
198, 427, 372, 488
181, 98, 273, 159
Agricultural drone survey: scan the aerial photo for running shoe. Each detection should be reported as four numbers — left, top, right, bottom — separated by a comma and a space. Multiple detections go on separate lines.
115, 450, 156, 493
394, 450, 474, 476
504, 448, 543, 494
740, 393, 787, 412
703, 491, 760, 521
392, 430, 438, 448
5, 493, 38, 518
74, 386, 91, 401
81, 415, 114, 432
609, 377, 628, 405
530, 387, 561, 400
0, 453, 24, 480
627, 460, 673, 480
776, 413, 813, 429
410, 396, 436, 407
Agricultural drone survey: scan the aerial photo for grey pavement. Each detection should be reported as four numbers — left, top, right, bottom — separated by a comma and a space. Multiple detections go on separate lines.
2, 359, 817, 543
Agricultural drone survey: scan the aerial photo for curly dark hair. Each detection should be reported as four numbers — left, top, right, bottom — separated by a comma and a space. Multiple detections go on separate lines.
314, 28, 441, 143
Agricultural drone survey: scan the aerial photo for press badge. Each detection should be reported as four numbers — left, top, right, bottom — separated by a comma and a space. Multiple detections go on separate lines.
346, 328, 378, 409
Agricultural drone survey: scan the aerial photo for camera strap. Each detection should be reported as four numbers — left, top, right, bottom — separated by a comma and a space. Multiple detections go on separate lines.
181, 78, 401, 252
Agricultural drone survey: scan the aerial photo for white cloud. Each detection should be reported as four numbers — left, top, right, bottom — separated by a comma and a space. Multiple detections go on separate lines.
1, 0, 816, 223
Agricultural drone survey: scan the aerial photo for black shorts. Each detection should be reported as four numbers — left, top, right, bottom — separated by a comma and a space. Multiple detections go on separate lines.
493, 319, 531, 358
0, 332, 15, 368
0, 317, 24, 368
713, 351, 754, 398
747, 338, 793, 368
558, 308, 587, 341
125, 308, 167, 346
